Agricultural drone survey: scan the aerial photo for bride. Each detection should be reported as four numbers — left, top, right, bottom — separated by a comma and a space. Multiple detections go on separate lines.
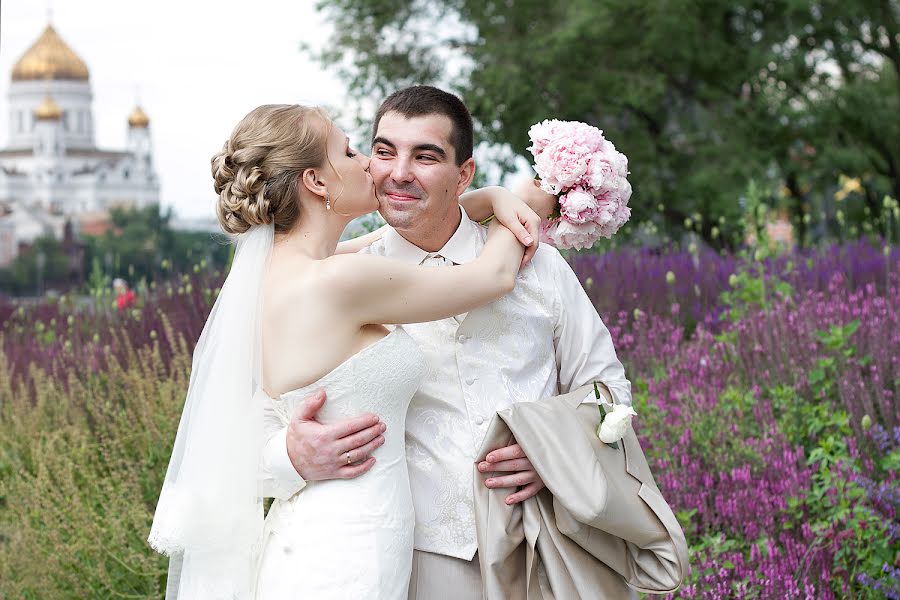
148, 104, 540, 599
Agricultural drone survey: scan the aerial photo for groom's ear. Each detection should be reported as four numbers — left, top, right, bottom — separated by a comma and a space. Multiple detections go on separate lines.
300, 168, 328, 199
455, 158, 476, 196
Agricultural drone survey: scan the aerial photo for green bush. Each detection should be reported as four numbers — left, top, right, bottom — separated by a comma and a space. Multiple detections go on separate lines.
0, 339, 188, 598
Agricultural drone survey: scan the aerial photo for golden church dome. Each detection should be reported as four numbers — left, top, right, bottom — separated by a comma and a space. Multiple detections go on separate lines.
11, 25, 90, 82
128, 105, 150, 128
34, 95, 62, 120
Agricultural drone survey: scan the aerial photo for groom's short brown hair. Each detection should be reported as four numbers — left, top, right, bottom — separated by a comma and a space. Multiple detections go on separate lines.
372, 86, 474, 166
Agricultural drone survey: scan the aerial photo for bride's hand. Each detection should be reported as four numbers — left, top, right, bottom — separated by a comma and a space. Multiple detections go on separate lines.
510, 176, 557, 220
487, 187, 541, 267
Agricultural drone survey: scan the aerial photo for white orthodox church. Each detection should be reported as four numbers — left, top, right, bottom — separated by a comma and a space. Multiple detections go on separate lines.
0, 23, 159, 268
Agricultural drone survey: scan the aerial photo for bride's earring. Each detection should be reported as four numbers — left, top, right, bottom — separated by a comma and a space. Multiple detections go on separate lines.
325, 193, 331, 211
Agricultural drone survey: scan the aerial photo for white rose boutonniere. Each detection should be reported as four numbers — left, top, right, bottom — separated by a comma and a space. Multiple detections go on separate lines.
594, 381, 637, 450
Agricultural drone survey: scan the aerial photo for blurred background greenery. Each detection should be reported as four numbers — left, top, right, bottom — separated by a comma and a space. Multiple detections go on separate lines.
313, 0, 899, 247
5, 0, 899, 298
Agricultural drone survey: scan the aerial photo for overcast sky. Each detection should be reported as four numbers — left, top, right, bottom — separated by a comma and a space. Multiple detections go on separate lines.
0, 0, 351, 219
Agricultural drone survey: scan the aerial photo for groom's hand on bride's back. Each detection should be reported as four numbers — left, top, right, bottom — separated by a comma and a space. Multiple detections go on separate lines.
285, 389, 386, 481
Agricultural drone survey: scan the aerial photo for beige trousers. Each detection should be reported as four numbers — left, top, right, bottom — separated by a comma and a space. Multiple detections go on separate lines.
407, 550, 483, 600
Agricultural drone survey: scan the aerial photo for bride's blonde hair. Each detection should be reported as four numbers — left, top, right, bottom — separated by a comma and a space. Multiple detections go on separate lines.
212, 104, 330, 234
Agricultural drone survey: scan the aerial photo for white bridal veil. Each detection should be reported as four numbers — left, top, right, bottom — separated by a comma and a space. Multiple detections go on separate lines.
148, 223, 274, 599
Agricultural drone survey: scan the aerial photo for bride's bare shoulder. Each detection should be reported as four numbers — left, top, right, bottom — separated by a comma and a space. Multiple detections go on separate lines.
315, 253, 389, 288
263, 254, 376, 314
262, 259, 320, 311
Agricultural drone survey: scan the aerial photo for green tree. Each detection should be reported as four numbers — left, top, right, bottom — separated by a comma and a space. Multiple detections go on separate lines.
311, 0, 900, 246
0, 235, 71, 296
84, 205, 230, 285
1, 206, 231, 297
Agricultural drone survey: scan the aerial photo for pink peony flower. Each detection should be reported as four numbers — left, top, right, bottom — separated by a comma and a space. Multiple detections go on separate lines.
559, 186, 598, 224
528, 119, 632, 249
586, 154, 617, 191
586, 149, 629, 193
612, 150, 628, 179
529, 119, 607, 154
527, 120, 574, 155
544, 220, 602, 250
534, 140, 591, 194
566, 124, 606, 153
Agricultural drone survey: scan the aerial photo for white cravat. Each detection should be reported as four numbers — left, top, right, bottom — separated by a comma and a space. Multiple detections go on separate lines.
421, 252, 451, 266
420, 253, 467, 323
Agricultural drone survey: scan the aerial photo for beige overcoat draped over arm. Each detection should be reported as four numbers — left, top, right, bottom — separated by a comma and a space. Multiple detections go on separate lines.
473, 385, 689, 599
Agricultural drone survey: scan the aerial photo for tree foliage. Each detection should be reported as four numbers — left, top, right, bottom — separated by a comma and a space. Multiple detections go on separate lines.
0, 206, 230, 297
310, 0, 900, 245
0, 236, 72, 296
84, 205, 230, 288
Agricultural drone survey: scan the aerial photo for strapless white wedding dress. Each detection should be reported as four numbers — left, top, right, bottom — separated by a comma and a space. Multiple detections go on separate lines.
255, 327, 425, 599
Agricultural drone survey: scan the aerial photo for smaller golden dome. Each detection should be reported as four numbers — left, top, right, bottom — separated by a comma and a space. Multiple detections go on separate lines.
34, 95, 62, 120
128, 105, 150, 128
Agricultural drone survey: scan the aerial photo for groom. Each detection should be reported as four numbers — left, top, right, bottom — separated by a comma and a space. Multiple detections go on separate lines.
262, 86, 634, 598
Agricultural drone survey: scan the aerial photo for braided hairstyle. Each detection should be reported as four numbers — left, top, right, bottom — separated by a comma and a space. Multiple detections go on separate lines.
211, 104, 330, 234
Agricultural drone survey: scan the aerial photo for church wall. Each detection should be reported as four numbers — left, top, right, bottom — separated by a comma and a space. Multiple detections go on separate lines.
7, 80, 94, 150
0, 171, 30, 204
0, 152, 35, 175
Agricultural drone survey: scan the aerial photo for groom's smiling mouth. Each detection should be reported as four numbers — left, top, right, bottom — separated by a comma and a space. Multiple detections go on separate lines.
383, 190, 422, 202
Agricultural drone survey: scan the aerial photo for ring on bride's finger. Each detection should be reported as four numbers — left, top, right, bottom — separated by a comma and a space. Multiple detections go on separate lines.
346, 451, 352, 465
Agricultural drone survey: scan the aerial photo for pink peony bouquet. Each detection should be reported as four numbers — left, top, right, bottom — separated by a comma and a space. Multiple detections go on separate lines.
528, 119, 632, 250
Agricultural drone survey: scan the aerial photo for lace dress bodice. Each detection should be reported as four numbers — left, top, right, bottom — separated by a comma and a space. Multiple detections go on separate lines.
269, 327, 423, 455
255, 327, 425, 599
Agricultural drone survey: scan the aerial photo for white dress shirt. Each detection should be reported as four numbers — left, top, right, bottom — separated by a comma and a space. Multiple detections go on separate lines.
259, 205, 632, 560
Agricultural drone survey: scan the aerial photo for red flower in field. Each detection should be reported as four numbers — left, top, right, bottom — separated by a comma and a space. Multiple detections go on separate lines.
114, 278, 136, 311
117, 289, 135, 311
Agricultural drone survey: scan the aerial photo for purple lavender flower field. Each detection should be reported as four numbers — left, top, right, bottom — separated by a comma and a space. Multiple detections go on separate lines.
0, 240, 898, 598
574, 240, 899, 599
572, 239, 896, 333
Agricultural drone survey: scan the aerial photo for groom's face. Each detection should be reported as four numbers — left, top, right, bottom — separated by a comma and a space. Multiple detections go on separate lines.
370, 111, 474, 239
